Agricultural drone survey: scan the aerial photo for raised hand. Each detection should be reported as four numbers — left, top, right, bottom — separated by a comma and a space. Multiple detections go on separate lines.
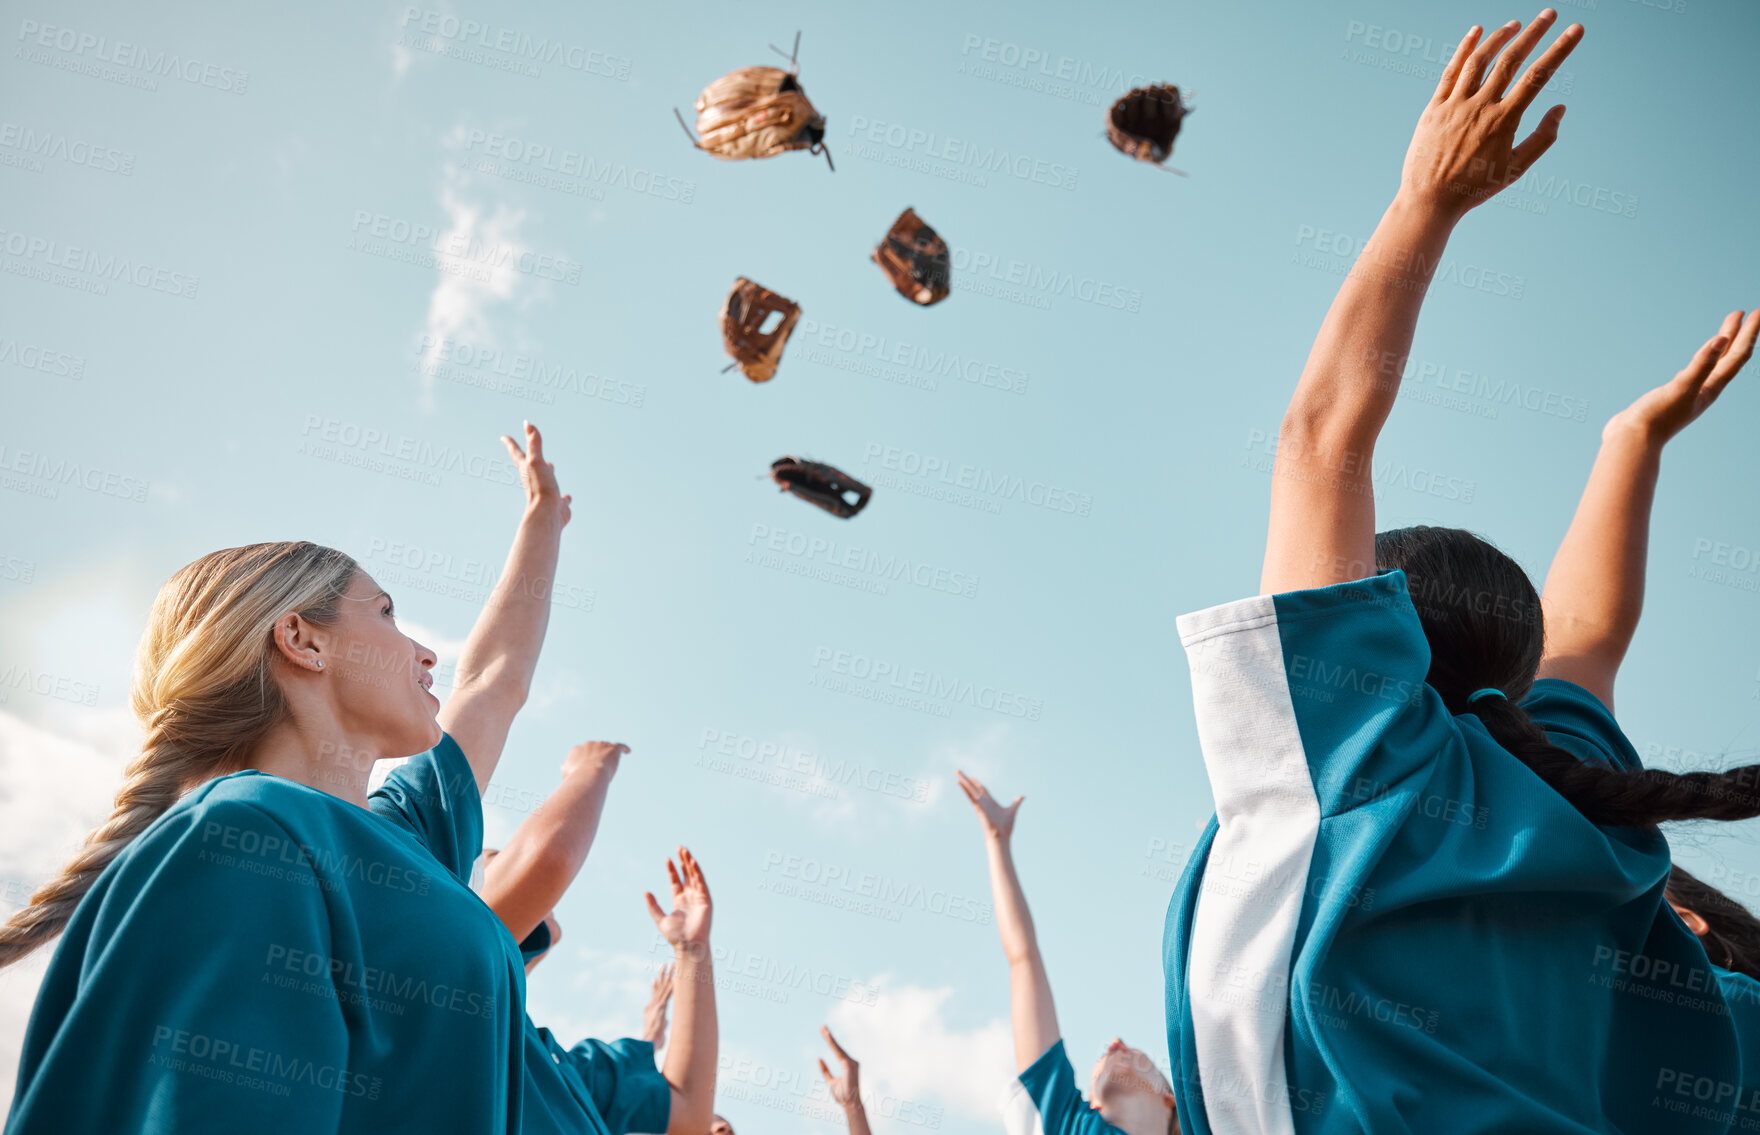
817, 1026, 862, 1109
645, 848, 712, 950
956, 770, 1022, 842
642, 963, 674, 1048
1401, 10, 1583, 219
562, 741, 629, 781
1611, 310, 1759, 445
500, 420, 573, 525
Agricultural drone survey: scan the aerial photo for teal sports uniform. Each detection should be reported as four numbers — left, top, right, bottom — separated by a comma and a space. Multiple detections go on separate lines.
1163, 571, 1750, 1134
5, 734, 669, 1135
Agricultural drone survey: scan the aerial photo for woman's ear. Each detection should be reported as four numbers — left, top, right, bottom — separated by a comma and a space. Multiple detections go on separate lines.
271, 611, 326, 672
1668, 896, 1711, 938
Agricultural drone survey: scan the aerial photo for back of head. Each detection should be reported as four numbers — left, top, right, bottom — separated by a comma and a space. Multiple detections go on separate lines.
1375, 526, 1760, 827
0, 542, 358, 968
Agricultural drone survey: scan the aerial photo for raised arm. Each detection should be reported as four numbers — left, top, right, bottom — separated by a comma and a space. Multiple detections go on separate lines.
479, 741, 629, 943
1261, 11, 1581, 594
817, 1027, 874, 1135
646, 849, 717, 1135
641, 964, 675, 1048
956, 770, 1058, 1071
1537, 310, 1757, 711
437, 421, 574, 793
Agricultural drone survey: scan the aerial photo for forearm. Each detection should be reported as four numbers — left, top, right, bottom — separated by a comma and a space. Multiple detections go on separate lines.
1262, 194, 1460, 594
663, 946, 717, 1135
983, 835, 1059, 1068
458, 504, 565, 693
1538, 417, 1662, 702
842, 1100, 874, 1135
480, 765, 615, 942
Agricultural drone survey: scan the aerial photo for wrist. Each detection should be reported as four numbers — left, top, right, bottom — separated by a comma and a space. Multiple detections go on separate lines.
843, 1099, 866, 1116
1601, 409, 1668, 454
1384, 190, 1464, 242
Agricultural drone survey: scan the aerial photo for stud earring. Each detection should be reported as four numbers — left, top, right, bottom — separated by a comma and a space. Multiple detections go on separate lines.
316, 660, 325, 669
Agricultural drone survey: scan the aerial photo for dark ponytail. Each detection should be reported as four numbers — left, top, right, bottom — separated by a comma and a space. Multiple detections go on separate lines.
1374, 526, 1760, 827
1666, 865, 1760, 980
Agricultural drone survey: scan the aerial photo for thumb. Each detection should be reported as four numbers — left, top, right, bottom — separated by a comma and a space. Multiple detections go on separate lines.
819, 1058, 834, 1082
645, 892, 667, 925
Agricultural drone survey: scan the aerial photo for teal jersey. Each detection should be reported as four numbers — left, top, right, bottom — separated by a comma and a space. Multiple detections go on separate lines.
1163, 571, 1747, 1134
1000, 1041, 1127, 1135
4, 734, 668, 1135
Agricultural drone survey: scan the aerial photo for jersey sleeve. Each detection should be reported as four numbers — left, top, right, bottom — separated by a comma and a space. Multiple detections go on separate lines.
1176, 570, 1449, 819
516, 919, 553, 967
1521, 678, 1643, 772
999, 1040, 1117, 1135
5, 800, 352, 1134
559, 1037, 672, 1135
368, 732, 484, 884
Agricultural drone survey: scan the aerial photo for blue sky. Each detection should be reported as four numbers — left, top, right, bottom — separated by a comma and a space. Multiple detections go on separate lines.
3, 0, 1758, 1127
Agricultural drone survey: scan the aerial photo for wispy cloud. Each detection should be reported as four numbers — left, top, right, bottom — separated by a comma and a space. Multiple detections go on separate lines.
825, 976, 1012, 1122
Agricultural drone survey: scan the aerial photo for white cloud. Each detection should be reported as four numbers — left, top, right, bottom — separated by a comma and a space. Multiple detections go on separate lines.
824, 976, 1012, 1123
415, 139, 531, 403
0, 709, 137, 1114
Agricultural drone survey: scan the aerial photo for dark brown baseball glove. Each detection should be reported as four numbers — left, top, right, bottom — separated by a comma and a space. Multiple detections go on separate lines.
1106, 84, 1188, 165
770, 457, 872, 519
872, 207, 950, 306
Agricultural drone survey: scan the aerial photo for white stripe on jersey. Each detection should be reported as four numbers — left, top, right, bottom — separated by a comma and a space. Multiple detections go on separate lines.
1177, 595, 1317, 1135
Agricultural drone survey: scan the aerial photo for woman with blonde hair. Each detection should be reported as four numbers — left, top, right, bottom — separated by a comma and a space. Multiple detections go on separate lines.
1, 424, 720, 1135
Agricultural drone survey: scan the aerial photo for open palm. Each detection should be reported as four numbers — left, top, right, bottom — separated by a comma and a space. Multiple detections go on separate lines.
1616, 309, 1758, 444
646, 848, 712, 948
956, 770, 1022, 841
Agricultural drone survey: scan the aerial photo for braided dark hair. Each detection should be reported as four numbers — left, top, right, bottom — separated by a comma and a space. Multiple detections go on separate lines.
1374, 526, 1760, 826
1666, 865, 1760, 981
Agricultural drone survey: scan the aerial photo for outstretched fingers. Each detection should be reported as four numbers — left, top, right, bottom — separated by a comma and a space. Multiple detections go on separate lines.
1431, 25, 1483, 104
1479, 9, 1557, 101
821, 1025, 852, 1065
1507, 21, 1583, 112
1706, 309, 1760, 392
955, 769, 985, 805
1456, 19, 1523, 97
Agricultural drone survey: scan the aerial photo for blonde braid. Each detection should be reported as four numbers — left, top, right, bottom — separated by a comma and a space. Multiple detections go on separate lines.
0, 542, 357, 969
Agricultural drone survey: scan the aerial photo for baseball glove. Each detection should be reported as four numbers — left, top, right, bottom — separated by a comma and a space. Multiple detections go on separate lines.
872, 207, 950, 306
1106, 84, 1188, 165
770, 457, 872, 519
720, 277, 801, 383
